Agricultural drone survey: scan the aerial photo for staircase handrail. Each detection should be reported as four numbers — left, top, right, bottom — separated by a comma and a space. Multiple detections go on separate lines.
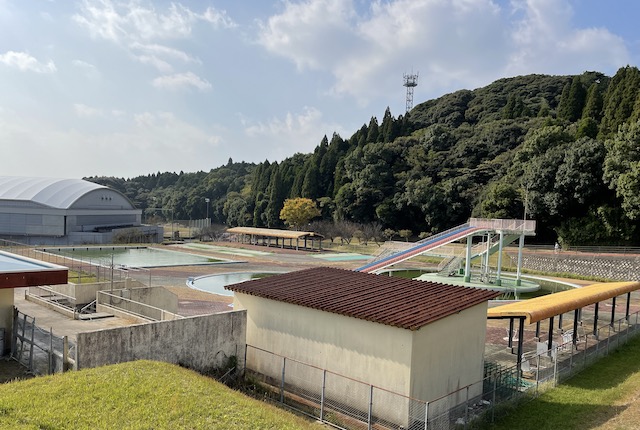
357, 223, 477, 272
417, 223, 470, 244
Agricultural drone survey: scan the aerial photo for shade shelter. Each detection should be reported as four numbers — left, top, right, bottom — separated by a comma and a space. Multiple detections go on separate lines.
227, 227, 323, 251
488, 281, 640, 370
0, 250, 68, 352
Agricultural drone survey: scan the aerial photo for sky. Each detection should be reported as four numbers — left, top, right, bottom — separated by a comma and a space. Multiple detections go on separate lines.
1, 0, 639, 179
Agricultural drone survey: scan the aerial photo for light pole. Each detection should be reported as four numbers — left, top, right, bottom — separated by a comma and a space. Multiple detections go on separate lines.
204, 197, 210, 227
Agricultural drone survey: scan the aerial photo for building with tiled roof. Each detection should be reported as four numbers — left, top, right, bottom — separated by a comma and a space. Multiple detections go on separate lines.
226, 267, 500, 425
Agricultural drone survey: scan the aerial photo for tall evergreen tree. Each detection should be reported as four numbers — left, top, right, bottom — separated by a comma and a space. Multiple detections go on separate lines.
582, 82, 604, 120
265, 165, 286, 227
365, 116, 379, 143
557, 77, 586, 122
601, 66, 640, 137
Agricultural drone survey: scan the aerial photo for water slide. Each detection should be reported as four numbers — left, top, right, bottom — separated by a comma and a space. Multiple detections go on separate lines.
356, 224, 483, 274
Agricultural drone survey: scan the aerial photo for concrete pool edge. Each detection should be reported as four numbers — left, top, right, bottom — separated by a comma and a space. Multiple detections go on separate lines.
39, 245, 244, 269
186, 271, 290, 296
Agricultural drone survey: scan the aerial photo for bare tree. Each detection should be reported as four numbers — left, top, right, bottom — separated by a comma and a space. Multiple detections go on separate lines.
335, 220, 358, 245
362, 222, 384, 246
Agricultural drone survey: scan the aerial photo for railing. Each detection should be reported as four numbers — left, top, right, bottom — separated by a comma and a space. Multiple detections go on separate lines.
12, 309, 73, 375
469, 218, 536, 233
357, 224, 475, 272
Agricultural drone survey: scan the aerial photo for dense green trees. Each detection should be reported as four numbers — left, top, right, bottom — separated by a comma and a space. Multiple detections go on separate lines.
87, 67, 640, 246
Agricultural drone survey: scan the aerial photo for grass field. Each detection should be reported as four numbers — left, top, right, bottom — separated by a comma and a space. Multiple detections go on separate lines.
3, 340, 640, 430
485, 334, 640, 430
0, 360, 322, 430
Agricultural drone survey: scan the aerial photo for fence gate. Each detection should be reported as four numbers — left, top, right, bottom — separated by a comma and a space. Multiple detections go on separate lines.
11, 308, 73, 375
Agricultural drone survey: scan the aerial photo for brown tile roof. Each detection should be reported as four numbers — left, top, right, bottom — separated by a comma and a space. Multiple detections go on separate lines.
225, 267, 500, 330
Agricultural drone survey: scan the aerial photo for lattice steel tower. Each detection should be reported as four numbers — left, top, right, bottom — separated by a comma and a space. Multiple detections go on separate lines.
403, 72, 419, 113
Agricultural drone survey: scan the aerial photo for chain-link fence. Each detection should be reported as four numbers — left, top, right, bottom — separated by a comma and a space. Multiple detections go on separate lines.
245, 309, 640, 430
11, 309, 73, 375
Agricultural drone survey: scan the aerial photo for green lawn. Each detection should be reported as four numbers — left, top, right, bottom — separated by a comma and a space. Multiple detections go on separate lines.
485, 334, 640, 429
0, 360, 322, 430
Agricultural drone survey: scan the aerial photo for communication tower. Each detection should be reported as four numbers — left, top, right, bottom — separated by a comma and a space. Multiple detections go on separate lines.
403, 72, 419, 113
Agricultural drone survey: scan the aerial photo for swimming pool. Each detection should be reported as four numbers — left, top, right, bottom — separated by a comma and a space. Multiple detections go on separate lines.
42, 246, 226, 268
187, 272, 285, 296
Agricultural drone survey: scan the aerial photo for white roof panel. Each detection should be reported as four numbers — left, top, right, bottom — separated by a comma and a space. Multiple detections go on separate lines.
0, 176, 108, 209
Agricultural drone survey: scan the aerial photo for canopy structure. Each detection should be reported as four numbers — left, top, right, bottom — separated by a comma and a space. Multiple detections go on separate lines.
488, 281, 640, 324
488, 281, 640, 370
227, 227, 323, 251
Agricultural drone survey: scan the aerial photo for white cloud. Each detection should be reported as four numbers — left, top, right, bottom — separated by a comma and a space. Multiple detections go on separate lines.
129, 42, 200, 72
151, 71, 212, 91
74, 103, 104, 118
258, 0, 507, 103
73, 0, 236, 43
506, 0, 629, 75
244, 106, 344, 160
258, 0, 629, 104
0, 51, 56, 73
73, 1, 236, 84
0, 108, 222, 177
72, 59, 101, 78
257, 0, 358, 71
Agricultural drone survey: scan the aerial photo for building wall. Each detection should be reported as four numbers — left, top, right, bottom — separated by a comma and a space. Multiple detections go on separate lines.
0, 289, 12, 353
0, 211, 65, 236
410, 303, 489, 411
236, 293, 413, 394
75, 310, 246, 372
237, 293, 413, 426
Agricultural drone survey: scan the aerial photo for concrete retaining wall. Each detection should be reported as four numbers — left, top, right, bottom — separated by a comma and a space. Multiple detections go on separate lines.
75, 310, 246, 373
509, 252, 640, 281
122, 286, 177, 313
48, 279, 146, 305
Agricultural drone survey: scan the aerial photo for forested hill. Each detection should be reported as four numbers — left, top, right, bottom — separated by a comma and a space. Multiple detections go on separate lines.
87, 66, 640, 246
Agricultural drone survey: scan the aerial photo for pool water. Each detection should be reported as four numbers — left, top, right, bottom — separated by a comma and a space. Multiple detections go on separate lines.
187, 272, 282, 296
43, 246, 221, 268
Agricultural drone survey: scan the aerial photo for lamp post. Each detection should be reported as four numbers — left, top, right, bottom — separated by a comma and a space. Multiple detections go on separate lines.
204, 197, 210, 227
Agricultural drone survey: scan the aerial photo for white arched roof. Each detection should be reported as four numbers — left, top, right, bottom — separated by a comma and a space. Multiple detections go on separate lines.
0, 176, 130, 210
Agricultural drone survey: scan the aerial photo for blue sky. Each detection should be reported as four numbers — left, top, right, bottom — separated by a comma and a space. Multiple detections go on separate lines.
1, 0, 638, 179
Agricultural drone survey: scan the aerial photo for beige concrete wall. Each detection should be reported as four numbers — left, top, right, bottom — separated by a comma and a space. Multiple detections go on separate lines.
236, 293, 413, 425
76, 310, 246, 373
236, 293, 492, 427
48, 280, 145, 305
410, 303, 489, 412
236, 293, 412, 392
0, 289, 13, 353
124, 286, 178, 313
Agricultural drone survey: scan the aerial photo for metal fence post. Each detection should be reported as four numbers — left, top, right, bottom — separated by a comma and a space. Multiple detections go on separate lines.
280, 357, 286, 404
243, 344, 247, 376
367, 385, 373, 430
28, 317, 35, 372
320, 369, 326, 422
569, 342, 574, 377
535, 354, 540, 395
63, 335, 68, 372
607, 326, 611, 354
553, 351, 558, 387
49, 327, 53, 374
465, 385, 469, 429
425, 401, 429, 430
10, 308, 17, 358
492, 374, 497, 423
